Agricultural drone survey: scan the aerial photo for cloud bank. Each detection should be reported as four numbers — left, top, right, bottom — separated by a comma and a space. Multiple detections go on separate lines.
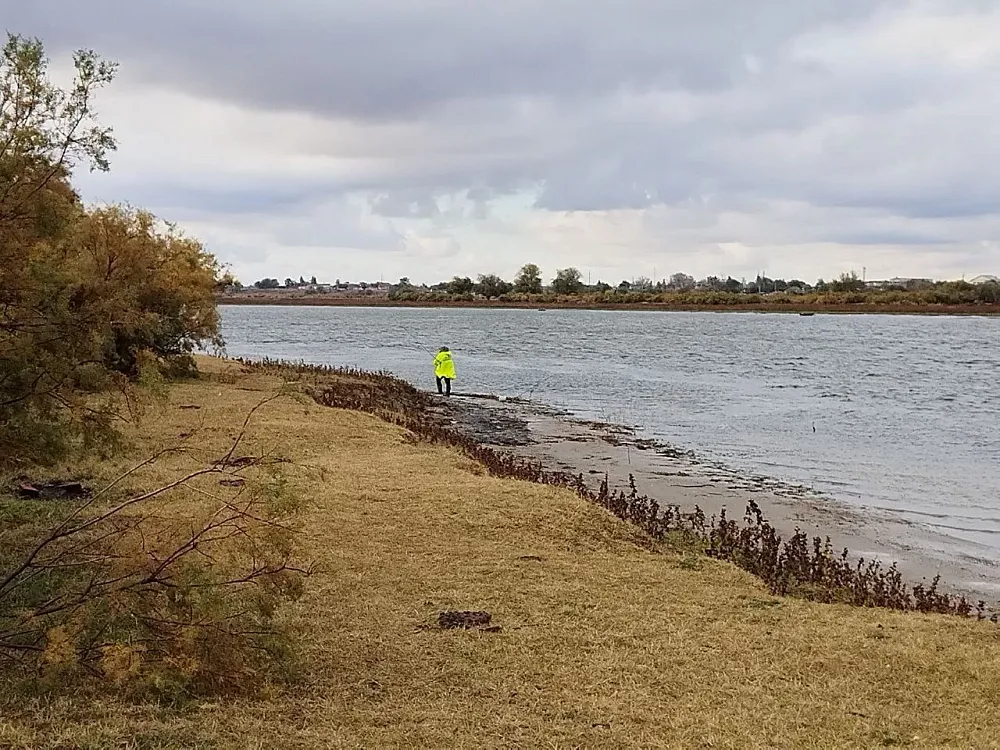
6, 0, 1000, 283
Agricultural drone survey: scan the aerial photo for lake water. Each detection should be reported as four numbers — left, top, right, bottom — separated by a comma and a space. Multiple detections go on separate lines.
219, 305, 1000, 561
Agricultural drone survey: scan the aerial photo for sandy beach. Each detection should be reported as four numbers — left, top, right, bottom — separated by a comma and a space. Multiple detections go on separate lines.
432, 392, 1000, 606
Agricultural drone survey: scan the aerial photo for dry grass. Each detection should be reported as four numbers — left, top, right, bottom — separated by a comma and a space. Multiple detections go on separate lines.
2, 357, 999, 749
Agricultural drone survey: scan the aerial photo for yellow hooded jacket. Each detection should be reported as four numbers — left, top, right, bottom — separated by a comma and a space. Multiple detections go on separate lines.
434, 350, 456, 379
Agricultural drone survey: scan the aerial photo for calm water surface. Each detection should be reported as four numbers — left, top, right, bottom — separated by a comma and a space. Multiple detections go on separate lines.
220, 306, 1000, 559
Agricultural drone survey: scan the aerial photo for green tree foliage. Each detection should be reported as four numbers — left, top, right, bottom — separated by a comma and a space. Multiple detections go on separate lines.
0, 33, 222, 466
475, 273, 512, 299
214, 270, 241, 291
446, 275, 475, 295
77, 206, 222, 377
514, 263, 543, 294
254, 278, 280, 289
551, 267, 583, 295
829, 271, 866, 292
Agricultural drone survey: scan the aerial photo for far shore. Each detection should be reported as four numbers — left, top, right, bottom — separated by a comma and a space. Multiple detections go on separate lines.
217, 295, 1000, 316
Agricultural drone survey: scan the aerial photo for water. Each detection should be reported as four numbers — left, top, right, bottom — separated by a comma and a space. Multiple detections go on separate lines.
219, 305, 1000, 559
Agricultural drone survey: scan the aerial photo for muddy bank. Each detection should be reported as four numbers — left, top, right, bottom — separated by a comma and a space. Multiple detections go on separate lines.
429, 393, 1000, 605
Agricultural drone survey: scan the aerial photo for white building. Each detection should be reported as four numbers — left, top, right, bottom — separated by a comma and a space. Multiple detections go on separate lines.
969, 274, 999, 284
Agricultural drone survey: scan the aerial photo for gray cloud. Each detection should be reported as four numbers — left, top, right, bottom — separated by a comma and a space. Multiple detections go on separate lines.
4, 0, 1000, 281
12, 0, 886, 118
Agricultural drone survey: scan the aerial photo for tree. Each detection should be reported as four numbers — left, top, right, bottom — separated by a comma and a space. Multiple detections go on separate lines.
551, 267, 583, 294
0, 34, 222, 465
299, 275, 306, 285
1, 33, 119, 463
724, 277, 743, 293
829, 271, 865, 292
632, 276, 654, 292
284, 277, 296, 288
514, 263, 543, 294
703, 276, 724, 290
475, 273, 512, 299
755, 275, 775, 293
446, 276, 475, 295
215, 270, 241, 291
77, 206, 222, 377
310, 275, 317, 285
668, 273, 695, 290
0, 33, 117, 231
594, 281, 612, 293
254, 278, 280, 289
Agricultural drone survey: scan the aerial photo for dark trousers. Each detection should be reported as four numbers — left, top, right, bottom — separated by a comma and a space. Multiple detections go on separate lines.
436, 376, 452, 395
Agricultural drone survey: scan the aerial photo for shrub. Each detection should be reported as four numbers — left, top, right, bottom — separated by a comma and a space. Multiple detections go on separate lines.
0, 435, 308, 694
0, 33, 223, 466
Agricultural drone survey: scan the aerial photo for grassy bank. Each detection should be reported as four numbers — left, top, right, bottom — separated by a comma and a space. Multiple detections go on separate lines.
2, 358, 999, 748
217, 295, 1000, 316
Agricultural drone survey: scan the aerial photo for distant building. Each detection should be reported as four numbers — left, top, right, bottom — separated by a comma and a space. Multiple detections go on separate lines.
969, 274, 999, 284
865, 277, 933, 290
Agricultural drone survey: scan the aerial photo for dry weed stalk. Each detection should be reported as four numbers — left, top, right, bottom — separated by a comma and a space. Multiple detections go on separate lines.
0, 395, 310, 691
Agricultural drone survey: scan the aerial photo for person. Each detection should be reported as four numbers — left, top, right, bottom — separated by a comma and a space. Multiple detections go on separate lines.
434, 346, 456, 396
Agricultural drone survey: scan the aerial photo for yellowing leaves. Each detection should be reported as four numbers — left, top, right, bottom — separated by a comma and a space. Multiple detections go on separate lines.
41, 626, 78, 670
99, 643, 146, 685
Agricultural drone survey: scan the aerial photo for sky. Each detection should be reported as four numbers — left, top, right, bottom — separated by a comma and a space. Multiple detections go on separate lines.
5, 0, 1000, 285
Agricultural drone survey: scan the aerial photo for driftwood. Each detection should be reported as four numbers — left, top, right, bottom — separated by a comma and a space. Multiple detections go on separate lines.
17, 480, 90, 500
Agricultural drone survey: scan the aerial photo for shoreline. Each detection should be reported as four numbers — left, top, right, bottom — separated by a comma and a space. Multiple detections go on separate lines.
431, 391, 1000, 606
216, 296, 1000, 316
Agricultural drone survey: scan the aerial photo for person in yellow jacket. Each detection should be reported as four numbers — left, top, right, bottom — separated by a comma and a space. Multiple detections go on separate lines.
434, 346, 456, 396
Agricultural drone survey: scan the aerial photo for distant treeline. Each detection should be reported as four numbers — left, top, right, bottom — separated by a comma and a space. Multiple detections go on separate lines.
385, 266, 1000, 307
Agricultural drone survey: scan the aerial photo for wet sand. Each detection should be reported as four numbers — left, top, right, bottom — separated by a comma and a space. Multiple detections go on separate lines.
430, 393, 1000, 606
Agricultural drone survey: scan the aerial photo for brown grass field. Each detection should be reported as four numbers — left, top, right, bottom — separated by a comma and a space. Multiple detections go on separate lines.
2, 358, 999, 749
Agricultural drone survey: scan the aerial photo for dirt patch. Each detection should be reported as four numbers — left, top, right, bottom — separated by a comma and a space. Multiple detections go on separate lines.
437, 611, 501, 632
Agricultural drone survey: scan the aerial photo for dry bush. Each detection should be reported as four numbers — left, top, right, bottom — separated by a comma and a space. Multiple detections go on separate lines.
0, 404, 309, 695
1, 33, 223, 467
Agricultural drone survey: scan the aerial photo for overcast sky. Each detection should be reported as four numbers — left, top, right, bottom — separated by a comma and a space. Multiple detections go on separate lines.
7, 0, 1000, 284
